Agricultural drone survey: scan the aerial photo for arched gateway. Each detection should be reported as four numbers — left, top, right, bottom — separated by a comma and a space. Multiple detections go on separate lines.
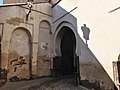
53, 26, 79, 76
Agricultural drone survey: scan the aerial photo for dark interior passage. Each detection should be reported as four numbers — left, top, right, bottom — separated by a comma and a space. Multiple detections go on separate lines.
53, 26, 76, 76
60, 27, 76, 75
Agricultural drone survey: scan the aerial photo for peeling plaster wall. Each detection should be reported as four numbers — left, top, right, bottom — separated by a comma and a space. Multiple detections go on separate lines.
75, 33, 116, 90
8, 28, 31, 79
37, 21, 51, 77
0, 3, 52, 79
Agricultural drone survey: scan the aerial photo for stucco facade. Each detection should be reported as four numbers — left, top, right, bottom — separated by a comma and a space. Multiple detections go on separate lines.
0, 0, 118, 90
0, 1, 52, 79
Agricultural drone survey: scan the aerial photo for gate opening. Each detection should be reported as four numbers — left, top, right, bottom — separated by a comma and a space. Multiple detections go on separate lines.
53, 26, 76, 76
61, 27, 76, 75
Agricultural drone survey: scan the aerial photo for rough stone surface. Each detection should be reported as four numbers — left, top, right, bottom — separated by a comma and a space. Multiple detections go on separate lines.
0, 77, 89, 90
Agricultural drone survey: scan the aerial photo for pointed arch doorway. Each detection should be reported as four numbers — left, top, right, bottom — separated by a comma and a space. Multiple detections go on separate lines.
53, 26, 76, 76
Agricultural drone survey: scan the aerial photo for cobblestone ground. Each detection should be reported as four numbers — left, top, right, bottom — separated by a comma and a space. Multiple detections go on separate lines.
0, 76, 89, 90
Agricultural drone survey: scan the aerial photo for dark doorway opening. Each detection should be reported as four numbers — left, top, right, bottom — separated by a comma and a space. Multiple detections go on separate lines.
61, 27, 76, 75
53, 26, 76, 76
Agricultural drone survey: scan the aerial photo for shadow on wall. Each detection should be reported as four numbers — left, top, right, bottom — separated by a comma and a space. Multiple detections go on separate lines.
81, 24, 90, 45
77, 29, 117, 90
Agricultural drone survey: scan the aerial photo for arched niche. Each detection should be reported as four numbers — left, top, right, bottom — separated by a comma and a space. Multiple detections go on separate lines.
37, 20, 51, 76
8, 27, 32, 79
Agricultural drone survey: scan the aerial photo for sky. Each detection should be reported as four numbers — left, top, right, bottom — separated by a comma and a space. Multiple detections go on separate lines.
0, 0, 3, 4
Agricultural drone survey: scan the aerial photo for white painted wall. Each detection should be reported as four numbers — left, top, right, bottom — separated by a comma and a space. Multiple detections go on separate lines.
59, 0, 120, 80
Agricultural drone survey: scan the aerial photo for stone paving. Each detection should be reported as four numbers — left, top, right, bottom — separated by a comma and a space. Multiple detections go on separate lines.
0, 77, 90, 90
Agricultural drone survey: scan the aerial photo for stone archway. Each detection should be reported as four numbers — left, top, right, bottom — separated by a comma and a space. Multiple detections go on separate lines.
53, 26, 76, 76
60, 26, 76, 75
8, 28, 32, 80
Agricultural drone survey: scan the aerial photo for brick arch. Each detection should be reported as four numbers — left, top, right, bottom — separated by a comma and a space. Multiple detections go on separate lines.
8, 27, 32, 80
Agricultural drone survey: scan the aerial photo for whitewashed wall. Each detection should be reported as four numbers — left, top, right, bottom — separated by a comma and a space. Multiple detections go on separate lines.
59, 0, 120, 81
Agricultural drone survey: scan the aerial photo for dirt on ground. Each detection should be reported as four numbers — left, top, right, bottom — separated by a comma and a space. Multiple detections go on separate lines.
0, 76, 90, 90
